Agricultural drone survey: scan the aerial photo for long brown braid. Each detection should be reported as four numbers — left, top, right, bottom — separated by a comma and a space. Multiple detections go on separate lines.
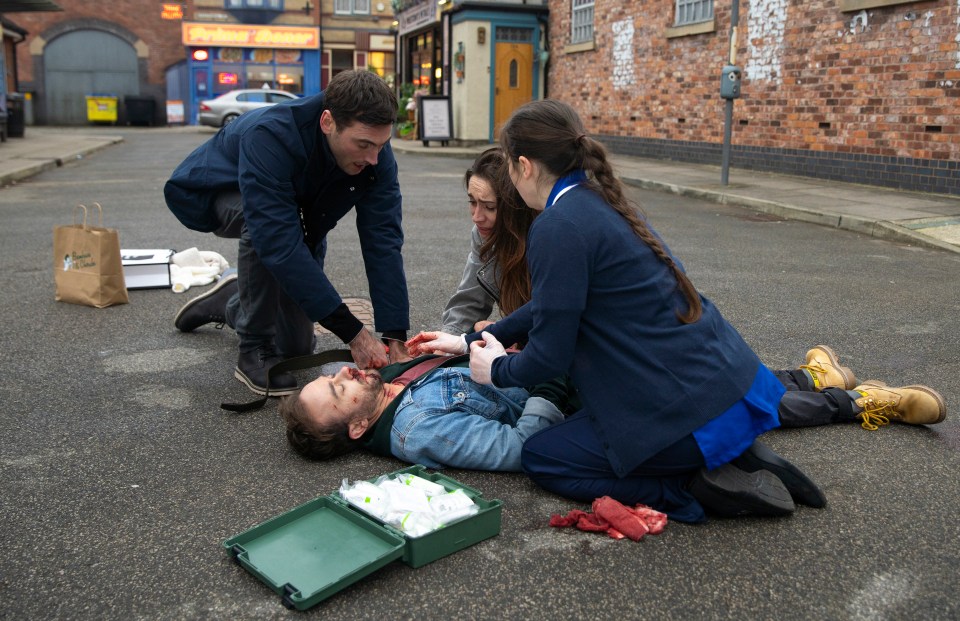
500, 99, 702, 324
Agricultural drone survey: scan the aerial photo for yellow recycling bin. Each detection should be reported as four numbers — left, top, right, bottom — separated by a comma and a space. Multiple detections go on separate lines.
86, 94, 118, 124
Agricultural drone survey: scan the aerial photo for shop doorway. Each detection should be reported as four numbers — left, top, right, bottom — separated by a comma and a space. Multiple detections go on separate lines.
493, 36, 533, 139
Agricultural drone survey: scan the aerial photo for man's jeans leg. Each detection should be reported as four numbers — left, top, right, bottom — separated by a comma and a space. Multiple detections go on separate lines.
213, 191, 315, 357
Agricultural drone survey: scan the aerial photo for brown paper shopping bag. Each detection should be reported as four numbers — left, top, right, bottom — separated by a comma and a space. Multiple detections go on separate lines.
53, 203, 129, 308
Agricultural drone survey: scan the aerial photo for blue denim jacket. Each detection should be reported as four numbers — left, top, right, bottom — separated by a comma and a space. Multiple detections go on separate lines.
391, 367, 564, 472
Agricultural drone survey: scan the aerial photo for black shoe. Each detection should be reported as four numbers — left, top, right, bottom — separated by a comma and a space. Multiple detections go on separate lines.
174, 273, 239, 332
234, 348, 298, 396
732, 441, 827, 508
689, 462, 795, 518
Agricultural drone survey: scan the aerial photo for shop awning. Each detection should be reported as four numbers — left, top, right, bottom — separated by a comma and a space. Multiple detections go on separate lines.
0, 0, 63, 12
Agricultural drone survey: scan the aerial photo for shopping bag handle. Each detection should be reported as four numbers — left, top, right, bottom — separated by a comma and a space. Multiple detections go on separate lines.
73, 203, 104, 229
73, 204, 88, 227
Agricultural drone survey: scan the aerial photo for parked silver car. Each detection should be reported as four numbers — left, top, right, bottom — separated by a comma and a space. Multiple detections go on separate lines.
198, 89, 299, 127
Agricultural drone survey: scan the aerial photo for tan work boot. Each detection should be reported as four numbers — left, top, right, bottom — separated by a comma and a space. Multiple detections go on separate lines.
853, 380, 947, 430
800, 345, 858, 391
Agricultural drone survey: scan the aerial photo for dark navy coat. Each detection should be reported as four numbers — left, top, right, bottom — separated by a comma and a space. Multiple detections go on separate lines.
163, 93, 409, 332
481, 185, 763, 477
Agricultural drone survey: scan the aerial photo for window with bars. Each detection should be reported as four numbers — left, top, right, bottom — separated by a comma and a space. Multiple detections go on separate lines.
674, 0, 713, 26
571, 0, 594, 44
225, 0, 283, 8
497, 27, 533, 43
334, 0, 370, 14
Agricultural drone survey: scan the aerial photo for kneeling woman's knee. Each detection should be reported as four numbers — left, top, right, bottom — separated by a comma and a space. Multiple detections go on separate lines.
520, 428, 554, 479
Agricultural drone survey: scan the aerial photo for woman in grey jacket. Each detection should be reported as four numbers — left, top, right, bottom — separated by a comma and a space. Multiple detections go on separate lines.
441, 149, 535, 335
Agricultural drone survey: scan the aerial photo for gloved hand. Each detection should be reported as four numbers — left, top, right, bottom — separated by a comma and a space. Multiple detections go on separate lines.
469, 332, 506, 385
406, 331, 467, 356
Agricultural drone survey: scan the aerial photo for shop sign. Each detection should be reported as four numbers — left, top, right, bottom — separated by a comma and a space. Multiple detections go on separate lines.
398, 0, 438, 36
370, 34, 395, 51
182, 22, 320, 49
161, 4, 183, 20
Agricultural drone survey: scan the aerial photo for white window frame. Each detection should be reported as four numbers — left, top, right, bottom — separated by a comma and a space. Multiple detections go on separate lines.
225, 0, 283, 8
570, 0, 594, 44
674, 0, 713, 26
335, 0, 370, 15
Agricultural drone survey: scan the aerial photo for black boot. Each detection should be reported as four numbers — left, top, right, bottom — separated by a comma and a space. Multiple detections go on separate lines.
174, 273, 238, 332
234, 347, 298, 396
688, 462, 795, 518
732, 441, 827, 508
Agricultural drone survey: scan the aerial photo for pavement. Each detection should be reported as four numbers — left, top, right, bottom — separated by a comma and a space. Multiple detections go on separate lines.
3, 125, 958, 620
2, 125, 959, 255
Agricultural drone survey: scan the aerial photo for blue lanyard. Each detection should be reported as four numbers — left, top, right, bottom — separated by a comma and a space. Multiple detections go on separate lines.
545, 169, 587, 209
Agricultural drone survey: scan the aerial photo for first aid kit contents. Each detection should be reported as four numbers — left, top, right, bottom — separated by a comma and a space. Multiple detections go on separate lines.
222, 465, 502, 611
340, 474, 480, 537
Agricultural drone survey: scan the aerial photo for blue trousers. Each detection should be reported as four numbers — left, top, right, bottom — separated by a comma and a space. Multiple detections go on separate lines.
520, 369, 853, 524
212, 191, 318, 357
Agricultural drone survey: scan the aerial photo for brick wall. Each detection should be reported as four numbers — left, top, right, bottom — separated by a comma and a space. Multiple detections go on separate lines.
14, 0, 183, 87
548, 0, 960, 195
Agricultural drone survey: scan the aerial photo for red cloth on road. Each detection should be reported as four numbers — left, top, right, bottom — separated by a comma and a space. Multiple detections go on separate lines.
549, 496, 668, 541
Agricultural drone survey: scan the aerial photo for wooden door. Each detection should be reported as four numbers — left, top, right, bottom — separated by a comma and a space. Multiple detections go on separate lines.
493, 42, 533, 139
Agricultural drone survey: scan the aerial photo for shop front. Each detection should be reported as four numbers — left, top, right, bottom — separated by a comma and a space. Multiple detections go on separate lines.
395, 0, 547, 143
396, 0, 444, 96
181, 22, 321, 124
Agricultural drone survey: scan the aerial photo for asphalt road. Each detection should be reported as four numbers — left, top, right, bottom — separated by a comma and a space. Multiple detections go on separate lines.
1, 128, 958, 620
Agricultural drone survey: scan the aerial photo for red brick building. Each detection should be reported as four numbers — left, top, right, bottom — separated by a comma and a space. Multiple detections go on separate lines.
10, 0, 396, 126
547, 0, 959, 195
12, 0, 183, 124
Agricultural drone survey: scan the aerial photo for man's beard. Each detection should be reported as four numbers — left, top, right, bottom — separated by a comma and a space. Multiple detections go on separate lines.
350, 367, 384, 412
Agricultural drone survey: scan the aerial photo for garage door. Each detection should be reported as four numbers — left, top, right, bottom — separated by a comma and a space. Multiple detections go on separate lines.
44, 30, 139, 125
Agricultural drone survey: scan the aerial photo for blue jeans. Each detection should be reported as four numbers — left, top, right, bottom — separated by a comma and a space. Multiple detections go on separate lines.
212, 191, 317, 357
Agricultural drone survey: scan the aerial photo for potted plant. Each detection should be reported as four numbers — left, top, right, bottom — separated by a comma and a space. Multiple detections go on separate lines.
396, 82, 417, 139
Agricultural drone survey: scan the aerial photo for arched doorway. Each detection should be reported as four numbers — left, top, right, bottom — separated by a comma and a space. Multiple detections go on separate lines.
44, 30, 138, 124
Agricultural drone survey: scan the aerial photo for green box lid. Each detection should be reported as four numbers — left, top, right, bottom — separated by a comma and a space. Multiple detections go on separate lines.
224, 496, 405, 610
223, 465, 501, 610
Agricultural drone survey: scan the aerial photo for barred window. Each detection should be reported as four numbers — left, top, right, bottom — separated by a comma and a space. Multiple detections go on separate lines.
335, 0, 369, 14
675, 0, 713, 26
571, 0, 594, 44
497, 27, 533, 43
225, 0, 283, 7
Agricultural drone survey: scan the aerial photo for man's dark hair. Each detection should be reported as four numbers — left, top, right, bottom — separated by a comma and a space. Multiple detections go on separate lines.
278, 391, 362, 461
323, 69, 398, 128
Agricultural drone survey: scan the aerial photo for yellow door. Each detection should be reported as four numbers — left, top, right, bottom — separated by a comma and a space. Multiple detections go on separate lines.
494, 42, 534, 139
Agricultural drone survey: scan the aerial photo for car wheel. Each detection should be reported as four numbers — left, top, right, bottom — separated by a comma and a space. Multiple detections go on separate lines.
222, 113, 239, 127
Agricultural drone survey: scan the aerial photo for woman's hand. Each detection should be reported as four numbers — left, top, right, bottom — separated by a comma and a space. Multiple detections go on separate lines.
469, 332, 506, 385
473, 320, 495, 332
405, 331, 467, 356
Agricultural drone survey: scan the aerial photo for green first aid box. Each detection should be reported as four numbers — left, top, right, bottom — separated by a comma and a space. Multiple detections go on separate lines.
222, 465, 502, 610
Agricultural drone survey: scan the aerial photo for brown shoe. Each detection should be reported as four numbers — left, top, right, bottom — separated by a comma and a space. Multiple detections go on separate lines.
800, 345, 857, 391
853, 381, 947, 430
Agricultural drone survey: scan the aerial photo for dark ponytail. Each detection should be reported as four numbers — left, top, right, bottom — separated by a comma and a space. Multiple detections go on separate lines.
500, 99, 702, 324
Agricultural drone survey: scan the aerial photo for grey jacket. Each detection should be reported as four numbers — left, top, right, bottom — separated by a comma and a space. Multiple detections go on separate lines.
441, 226, 501, 335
